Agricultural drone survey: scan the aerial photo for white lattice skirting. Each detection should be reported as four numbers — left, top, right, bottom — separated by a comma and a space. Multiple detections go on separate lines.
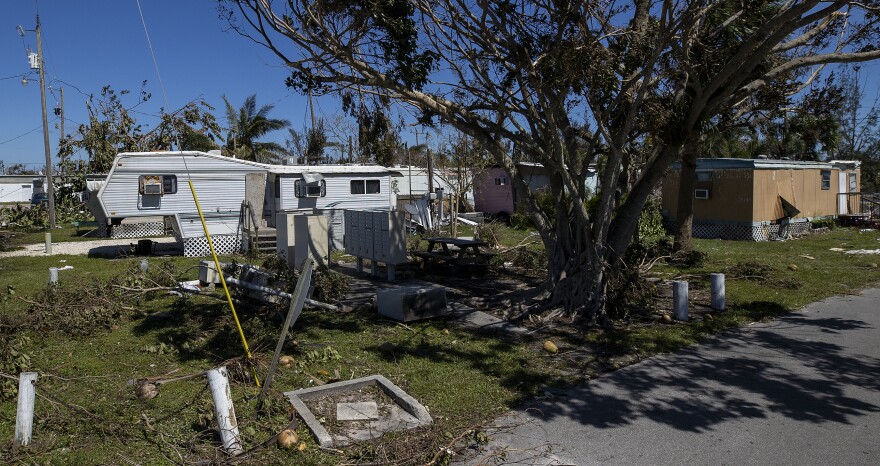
110, 222, 165, 239
663, 220, 812, 242
183, 234, 243, 257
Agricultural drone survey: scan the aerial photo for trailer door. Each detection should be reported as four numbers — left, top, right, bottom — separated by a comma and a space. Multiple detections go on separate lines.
838, 171, 848, 215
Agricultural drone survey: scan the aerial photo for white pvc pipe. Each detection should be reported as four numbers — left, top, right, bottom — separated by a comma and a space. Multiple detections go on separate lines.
673, 281, 689, 321
48, 267, 58, 284
207, 367, 243, 455
14, 372, 38, 447
710, 273, 726, 311
44, 232, 52, 255
140, 258, 149, 273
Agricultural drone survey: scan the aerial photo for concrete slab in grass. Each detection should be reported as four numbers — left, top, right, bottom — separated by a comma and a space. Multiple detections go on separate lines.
377, 284, 448, 322
337, 401, 379, 421
284, 374, 433, 448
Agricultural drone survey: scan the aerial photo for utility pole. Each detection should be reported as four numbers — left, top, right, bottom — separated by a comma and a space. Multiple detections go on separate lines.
36, 15, 56, 230
851, 65, 860, 157
59, 86, 64, 145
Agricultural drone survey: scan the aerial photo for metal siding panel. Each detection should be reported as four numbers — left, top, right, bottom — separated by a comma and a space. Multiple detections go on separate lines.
100, 154, 264, 218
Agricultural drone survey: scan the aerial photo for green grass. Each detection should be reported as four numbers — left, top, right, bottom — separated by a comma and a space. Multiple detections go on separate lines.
1, 227, 879, 463
584, 228, 880, 361
0, 252, 548, 464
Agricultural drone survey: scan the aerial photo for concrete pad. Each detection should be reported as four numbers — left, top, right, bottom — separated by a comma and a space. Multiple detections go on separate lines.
337, 402, 379, 421
285, 374, 433, 448
377, 285, 448, 322
450, 302, 528, 339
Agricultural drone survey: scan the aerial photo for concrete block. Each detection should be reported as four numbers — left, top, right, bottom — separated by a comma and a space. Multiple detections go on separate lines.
198, 260, 220, 284
337, 402, 379, 421
377, 285, 448, 322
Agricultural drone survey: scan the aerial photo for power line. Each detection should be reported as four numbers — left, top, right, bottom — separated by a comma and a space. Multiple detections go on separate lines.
0, 119, 57, 146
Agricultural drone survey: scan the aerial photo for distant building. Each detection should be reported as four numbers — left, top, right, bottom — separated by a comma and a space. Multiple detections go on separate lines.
661, 158, 861, 241
473, 162, 598, 218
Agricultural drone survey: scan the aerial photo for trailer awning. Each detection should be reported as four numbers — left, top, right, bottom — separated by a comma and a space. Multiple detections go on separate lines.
302, 172, 324, 184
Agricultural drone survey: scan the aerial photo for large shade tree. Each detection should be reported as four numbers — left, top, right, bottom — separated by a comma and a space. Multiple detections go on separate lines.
223, 94, 291, 163
223, 0, 880, 322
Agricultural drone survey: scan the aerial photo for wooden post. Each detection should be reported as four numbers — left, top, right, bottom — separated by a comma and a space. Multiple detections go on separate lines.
207, 367, 243, 456
711, 273, 726, 311
14, 372, 38, 447
673, 281, 689, 321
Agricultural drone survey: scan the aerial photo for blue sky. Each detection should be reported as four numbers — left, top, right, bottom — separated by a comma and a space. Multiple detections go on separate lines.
2, 2, 880, 170
1, 0, 317, 169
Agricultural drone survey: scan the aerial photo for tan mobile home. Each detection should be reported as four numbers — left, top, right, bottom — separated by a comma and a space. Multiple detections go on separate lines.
661, 159, 861, 241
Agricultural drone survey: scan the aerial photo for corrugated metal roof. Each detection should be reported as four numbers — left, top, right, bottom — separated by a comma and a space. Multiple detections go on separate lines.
116, 151, 396, 175
671, 158, 840, 170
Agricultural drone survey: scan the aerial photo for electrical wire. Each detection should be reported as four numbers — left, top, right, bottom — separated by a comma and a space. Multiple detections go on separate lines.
0, 118, 58, 146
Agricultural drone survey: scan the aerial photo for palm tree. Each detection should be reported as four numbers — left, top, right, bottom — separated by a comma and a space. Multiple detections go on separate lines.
223, 94, 291, 163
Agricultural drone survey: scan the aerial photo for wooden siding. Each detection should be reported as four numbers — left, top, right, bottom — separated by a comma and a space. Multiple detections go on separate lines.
752, 169, 838, 221
661, 169, 755, 223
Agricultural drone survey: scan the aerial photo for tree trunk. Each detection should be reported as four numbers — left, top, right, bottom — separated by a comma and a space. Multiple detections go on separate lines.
673, 139, 699, 253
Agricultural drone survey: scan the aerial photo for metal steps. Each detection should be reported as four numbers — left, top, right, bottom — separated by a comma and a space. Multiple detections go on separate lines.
248, 228, 277, 254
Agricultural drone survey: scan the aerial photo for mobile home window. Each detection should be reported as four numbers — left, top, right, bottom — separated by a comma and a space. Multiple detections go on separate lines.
351, 180, 365, 194
694, 189, 710, 199
495, 177, 508, 186
294, 179, 326, 198
162, 175, 177, 194
821, 170, 831, 190
849, 173, 857, 192
695, 171, 712, 181
139, 175, 176, 195
350, 180, 381, 194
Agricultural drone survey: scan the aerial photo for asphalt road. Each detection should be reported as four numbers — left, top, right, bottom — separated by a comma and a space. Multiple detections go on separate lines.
462, 288, 880, 465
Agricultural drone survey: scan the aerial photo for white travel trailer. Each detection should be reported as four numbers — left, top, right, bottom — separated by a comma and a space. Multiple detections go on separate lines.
97, 151, 398, 255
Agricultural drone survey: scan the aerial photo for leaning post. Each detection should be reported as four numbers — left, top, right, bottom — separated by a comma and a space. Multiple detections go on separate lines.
207, 367, 243, 456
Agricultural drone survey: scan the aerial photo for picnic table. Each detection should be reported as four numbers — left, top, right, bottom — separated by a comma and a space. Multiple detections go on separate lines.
412, 237, 496, 268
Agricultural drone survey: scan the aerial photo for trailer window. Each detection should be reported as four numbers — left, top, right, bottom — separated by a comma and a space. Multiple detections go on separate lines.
162, 175, 177, 194
495, 177, 508, 186
350, 180, 381, 195
350, 180, 365, 194
849, 173, 857, 192
295, 179, 325, 197
139, 175, 176, 195
821, 170, 831, 190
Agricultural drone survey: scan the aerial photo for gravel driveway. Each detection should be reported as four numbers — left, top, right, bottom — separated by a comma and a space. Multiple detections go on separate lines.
0, 237, 180, 258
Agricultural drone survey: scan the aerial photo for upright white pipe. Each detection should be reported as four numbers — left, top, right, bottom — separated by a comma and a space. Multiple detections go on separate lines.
48, 267, 58, 284
673, 281, 689, 321
14, 372, 38, 447
207, 367, 243, 455
710, 273, 726, 311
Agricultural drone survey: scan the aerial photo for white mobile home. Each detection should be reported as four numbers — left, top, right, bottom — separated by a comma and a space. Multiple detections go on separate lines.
97, 151, 398, 254
0, 175, 41, 203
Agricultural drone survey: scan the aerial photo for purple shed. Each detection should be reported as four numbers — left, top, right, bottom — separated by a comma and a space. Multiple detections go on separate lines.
473, 167, 515, 217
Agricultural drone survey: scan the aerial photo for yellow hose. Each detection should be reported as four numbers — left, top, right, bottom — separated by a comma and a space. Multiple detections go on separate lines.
188, 180, 261, 387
